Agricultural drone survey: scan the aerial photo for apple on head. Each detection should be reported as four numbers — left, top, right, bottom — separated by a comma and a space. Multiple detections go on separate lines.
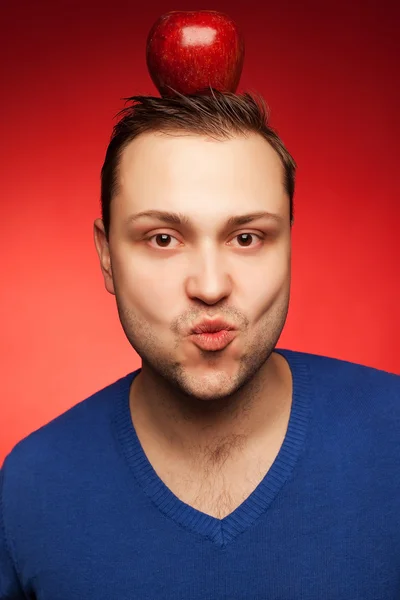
146, 10, 245, 97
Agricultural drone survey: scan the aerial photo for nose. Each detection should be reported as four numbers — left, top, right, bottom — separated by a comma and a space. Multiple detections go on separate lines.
185, 249, 233, 305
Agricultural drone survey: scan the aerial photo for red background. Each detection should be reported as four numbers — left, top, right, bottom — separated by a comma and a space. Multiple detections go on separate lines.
1, 0, 399, 462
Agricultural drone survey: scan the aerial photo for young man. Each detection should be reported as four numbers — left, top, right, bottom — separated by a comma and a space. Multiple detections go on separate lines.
1, 91, 399, 599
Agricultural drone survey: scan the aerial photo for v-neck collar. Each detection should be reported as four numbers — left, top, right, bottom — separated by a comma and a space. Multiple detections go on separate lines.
112, 348, 312, 548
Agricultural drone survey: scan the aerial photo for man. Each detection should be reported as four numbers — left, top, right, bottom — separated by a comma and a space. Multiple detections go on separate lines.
1, 91, 399, 599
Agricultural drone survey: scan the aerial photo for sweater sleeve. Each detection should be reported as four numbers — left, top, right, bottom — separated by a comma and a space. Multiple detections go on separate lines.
0, 467, 26, 600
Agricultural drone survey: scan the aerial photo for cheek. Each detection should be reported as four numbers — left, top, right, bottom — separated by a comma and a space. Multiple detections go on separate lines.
116, 257, 183, 325
241, 250, 290, 305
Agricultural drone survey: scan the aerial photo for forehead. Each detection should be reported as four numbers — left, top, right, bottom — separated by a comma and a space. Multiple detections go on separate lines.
116, 132, 288, 221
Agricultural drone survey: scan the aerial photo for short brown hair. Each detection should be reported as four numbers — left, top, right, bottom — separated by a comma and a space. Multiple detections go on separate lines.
100, 88, 296, 240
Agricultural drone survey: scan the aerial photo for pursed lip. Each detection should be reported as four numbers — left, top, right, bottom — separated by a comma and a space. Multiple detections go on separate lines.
190, 318, 236, 334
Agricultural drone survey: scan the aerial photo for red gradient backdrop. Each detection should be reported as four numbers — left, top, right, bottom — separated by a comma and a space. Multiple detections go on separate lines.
1, 0, 399, 462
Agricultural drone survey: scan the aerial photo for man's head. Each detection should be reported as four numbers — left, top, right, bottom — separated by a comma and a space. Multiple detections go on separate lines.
94, 90, 296, 404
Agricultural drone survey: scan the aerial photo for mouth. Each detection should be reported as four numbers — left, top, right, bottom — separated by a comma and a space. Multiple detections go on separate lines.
190, 329, 237, 352
191, 318, 235, 335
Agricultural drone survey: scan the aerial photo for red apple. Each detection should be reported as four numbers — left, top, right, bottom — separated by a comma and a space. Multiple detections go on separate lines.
146, 10, 245, 97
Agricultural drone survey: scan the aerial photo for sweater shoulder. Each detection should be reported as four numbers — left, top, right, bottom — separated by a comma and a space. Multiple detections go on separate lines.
282, 347, 398, 387
306, 350, 398, 395
280, 348, 400, 427
1, 371, 132, 484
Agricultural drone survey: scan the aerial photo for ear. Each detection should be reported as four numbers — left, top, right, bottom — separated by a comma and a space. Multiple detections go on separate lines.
93, 218, 115, 295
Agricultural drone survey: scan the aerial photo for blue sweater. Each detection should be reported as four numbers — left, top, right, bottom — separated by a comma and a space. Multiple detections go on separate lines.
1, 348, 399, 599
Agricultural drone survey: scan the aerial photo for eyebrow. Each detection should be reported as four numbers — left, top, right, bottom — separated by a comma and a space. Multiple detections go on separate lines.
125, 210, 283, 227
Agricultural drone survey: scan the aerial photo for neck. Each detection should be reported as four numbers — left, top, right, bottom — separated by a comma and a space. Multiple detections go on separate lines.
129, 352, 292, 466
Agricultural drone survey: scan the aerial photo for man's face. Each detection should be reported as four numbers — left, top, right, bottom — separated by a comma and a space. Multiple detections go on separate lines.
94, 131, 292, 403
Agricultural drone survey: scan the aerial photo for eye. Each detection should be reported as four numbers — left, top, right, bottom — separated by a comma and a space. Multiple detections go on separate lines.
231, 233, 263, 247
146, 232, 263, 249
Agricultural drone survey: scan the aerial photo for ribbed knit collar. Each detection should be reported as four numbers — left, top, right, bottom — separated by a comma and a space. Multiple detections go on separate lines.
112, 348, 313, 548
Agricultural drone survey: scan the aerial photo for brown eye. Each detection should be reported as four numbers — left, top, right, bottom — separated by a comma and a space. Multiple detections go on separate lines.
233, 233, 262, 247
154, 234, 173, 247
236, 233, 254, 247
